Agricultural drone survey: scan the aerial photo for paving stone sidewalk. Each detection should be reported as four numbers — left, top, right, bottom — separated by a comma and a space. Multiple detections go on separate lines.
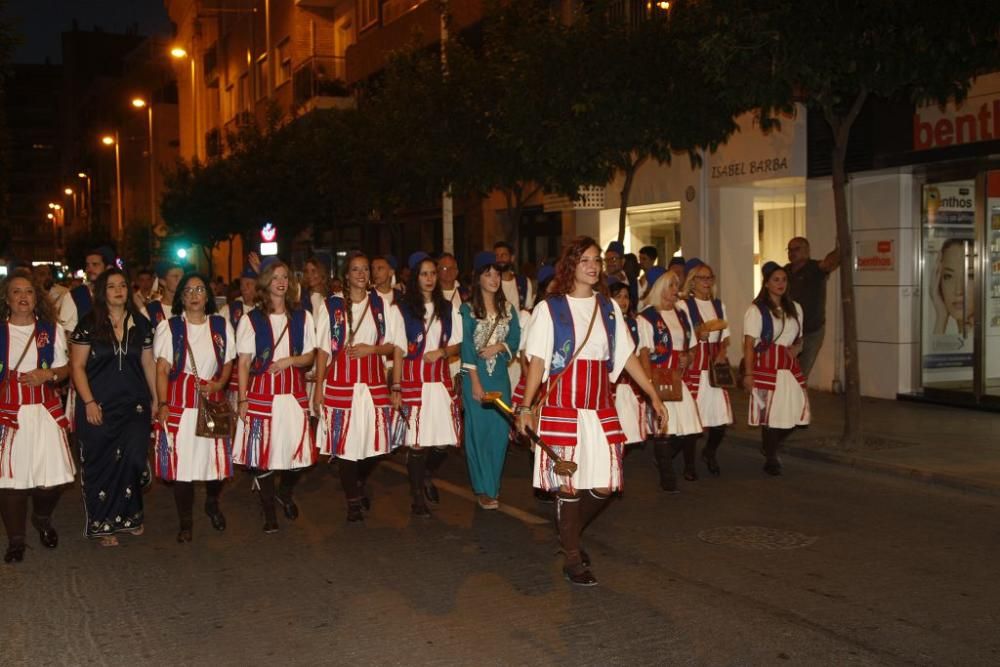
727, 389, 1000, 495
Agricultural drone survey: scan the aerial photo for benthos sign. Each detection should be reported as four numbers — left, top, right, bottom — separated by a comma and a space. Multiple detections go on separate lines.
914, 72, 1000, 151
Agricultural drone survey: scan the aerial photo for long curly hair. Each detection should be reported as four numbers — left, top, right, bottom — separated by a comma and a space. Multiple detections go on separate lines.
89, 268, 144, 343
549, 236, 608, 298
255, 261, 299, 315
0, 268, 57, 325
402, 258, 449, 325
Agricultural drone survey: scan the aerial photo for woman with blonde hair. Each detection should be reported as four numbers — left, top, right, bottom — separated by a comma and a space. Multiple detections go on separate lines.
234, 260, 316, 533
637, 270, 703, 491
0, 270, 75, 563
678, 260, 732, 476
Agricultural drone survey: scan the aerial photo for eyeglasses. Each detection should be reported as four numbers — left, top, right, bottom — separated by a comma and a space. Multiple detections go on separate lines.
183, 286, 207, 295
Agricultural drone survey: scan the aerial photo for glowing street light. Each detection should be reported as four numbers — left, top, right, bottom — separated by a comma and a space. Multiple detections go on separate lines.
48, 202, 56, 209
170, 46, 188, 59
46, 213, 54, 220
101, 132, 124, 239
77, 172, 87, 179
64, 187, 73, 196
52, 204, 61, 210
132, 97, 147, 109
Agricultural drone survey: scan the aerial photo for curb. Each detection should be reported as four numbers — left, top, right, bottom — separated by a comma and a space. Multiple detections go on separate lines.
727, 434, 1000, 498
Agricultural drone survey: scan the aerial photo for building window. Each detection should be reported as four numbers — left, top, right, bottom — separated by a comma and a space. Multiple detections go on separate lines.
256, 55, 269, 100
382, 0, 428, 25
359, 0, 378, 29
275, 38, 292, 88
238, 72, 250, 113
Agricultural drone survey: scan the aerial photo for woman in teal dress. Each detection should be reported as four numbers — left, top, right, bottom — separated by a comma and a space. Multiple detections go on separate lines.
460, 251, 521, 510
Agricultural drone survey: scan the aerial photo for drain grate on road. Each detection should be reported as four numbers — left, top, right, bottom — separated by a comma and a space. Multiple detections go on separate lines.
697, 526, 818, 551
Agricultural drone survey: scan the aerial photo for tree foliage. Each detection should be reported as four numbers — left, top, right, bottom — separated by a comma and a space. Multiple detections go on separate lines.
700, 0, 1000, 446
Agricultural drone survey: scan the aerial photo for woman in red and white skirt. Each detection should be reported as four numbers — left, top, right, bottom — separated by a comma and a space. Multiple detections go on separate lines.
314, 252, 405, 522
154, 273, 236, 543
637, 271, 704, 491
0, 270, 74, 563
234, 261, 316, 533
678, 260, 732, 477
518, 237, 667, 586
392, 252, 462, 517
742, 262, 810, 476
608, 281, 648, 455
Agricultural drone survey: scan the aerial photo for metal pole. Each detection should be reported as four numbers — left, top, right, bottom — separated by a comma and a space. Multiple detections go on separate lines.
265, 0, 274, 99
114, 131, 124, 241
440, 0, 454, 254
148, 104, 156, 262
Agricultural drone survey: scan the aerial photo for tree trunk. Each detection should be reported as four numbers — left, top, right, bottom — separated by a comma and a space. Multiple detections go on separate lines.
825, 94, 867, 448
617, 155, 646, 244
227, 234, 235, 284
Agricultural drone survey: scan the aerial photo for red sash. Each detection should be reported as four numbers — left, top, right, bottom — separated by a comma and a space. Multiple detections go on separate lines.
537, 359, 625, 447
752, 344, 805, 391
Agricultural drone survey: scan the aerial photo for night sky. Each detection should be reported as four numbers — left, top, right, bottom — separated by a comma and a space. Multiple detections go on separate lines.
4, 0, 172, 63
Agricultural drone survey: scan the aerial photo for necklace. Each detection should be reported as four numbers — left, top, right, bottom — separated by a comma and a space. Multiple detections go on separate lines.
110, 312, 129, 371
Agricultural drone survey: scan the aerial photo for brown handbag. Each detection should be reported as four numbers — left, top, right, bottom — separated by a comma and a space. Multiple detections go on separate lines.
709, 360, 736, 388
651, 366, 684, 402
184, 333, 236, 440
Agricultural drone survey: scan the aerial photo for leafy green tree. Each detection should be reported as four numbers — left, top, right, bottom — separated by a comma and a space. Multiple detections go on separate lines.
706, 0, 1000, 445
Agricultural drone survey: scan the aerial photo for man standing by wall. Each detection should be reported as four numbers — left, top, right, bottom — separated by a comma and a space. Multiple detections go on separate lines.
785, 236, 840, 378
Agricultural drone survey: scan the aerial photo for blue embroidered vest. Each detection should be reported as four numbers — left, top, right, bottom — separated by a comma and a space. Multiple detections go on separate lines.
0, 320, 56, 382
227, 300, 245, 331
639, 307, 691, 365
548, 294, 616, 375
248, 308, 306, 377
325, 291, 387, 359
167, 315, 228, 382
624, 315, 640, 350
401, 302, 452, 361
684, 297, 724, 327
515, 275, 528, 310
146, 300, 167, 324
70, 284, 92, 319
301, 289, 313, 313
754, 302, 800, 352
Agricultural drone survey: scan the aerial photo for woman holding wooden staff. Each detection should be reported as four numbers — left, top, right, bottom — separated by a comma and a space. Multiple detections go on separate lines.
518, 236, 666, 586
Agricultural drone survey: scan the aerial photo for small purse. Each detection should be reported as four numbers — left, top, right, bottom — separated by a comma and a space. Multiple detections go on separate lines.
709, 361, 736, 388
651, 366, 684, 402
184, 335, 236, 440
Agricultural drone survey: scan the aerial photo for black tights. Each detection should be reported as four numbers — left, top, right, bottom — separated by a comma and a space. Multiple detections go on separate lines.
253, 470, 302, 512
761, 426, 793, 461
172, 481, 224, 528
406, 447, 448, 501
337, 458, 379, 502
703, 426, 726, 455
0, 488, 61, 545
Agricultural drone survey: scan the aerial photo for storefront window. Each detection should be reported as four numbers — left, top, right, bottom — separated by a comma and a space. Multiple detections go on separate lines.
624, 203, 682, 261
984, 172, 1000, 396
752, 191, 805, 294
921, 179, 976, 392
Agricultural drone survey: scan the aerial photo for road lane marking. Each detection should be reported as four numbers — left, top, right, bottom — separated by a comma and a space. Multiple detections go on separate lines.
381, 461, 549, 526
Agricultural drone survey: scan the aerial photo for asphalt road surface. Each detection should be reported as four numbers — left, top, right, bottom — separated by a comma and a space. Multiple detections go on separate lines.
3, 436, 998, 666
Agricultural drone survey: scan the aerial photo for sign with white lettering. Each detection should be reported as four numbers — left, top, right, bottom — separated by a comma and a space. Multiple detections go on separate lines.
913, 73, 1000, 151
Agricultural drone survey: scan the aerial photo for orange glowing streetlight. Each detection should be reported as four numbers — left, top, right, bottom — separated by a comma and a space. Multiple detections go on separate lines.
132, 97, 147, 109
64, 187, 73, 196
170, 46, 188, 59
101, 135, 115, 146
100, 132, 124, 238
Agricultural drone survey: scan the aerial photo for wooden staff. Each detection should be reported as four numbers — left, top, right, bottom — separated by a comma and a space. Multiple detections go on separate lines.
482, 391, 578, 476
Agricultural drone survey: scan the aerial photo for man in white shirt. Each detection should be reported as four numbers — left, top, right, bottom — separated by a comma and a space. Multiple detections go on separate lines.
437, 252, 468, 308
371, 255, 399, 305
493, 241, 533, 311
59, 247, 113, 334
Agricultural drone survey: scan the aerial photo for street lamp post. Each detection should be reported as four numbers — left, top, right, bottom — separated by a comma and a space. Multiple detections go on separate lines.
101, 133, 124, 241
132, 97, 157, 259
77, 172, 92, 235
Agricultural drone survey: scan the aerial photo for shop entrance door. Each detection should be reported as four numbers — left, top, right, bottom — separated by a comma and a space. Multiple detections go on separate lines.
920, 179, 977, 397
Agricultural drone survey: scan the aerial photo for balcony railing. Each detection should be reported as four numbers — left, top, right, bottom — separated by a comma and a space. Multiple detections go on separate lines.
293, 56, 349, 108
